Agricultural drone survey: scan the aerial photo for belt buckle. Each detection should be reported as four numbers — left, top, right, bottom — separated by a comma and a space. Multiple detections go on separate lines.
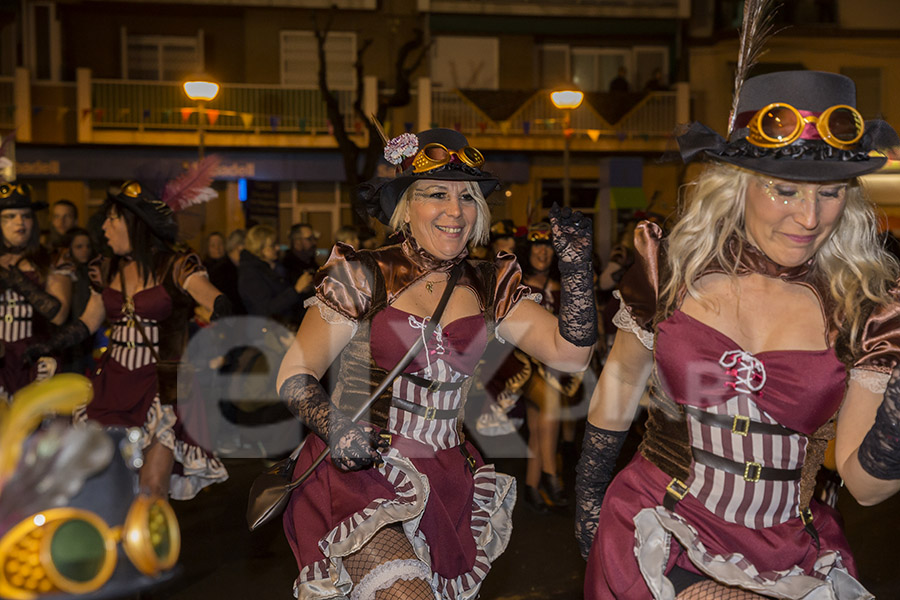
466, 454, 476, 471
427, 379, 441, 392
801, 507, 814, 525
732, 415, 750, 436
743, 461, 762, 483
665, 478, 689, 500
3, 313, 11, 323
379, 432, 392, 445
423, 406, 437, 420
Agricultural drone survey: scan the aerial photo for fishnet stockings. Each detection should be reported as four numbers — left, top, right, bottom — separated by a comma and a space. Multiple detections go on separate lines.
343, 525, 434, 600
676, 580, 767, 599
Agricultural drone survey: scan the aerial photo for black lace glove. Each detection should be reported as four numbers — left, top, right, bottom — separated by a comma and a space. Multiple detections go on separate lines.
549, 203, 597, 347
0, 266, 62, 321
858, 367, 900, 479
22, 320, 90, 365
279, 372, 386, 471
210, 294, 233, 321
574, 423, 627, 560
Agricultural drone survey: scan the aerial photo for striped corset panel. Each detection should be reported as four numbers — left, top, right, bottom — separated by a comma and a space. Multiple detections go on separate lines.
108, 318, 159, 370
685, 350, 807, 529
388, 358, 465, 451
0, 290, 33, 343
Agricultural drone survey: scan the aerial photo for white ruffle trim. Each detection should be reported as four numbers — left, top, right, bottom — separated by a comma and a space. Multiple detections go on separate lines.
633, 506, 873, 600
849, 368, 890, 395
495, 292, 543, 344
293, 447, 516, 600
305, 297, 359, 337
611, 290, 655, 350
350, 559, 434, 600
73, 398, 228, 501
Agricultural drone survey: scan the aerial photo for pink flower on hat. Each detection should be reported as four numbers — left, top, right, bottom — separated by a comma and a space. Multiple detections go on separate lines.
384, 133, 419, 165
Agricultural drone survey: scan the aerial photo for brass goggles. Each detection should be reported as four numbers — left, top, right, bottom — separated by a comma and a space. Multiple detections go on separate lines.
527, 229, 551, 243
0, 496, 180, 598
411, 143, 485, 174
745, 103, 864, 150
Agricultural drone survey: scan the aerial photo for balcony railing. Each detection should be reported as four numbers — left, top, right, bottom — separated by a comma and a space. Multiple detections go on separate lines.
92, 80, 358, 134
0, 77, 13, 130
432, 89, 677, 139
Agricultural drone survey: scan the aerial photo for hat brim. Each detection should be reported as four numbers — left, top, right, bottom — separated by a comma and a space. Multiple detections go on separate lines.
708, 151, 888, 182
111, 194, 177, 243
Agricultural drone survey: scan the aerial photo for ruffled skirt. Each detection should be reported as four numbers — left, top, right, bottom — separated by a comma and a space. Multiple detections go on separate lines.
586, 453, 872, 600
78, 357, 227, 500
284, 432, 516, 600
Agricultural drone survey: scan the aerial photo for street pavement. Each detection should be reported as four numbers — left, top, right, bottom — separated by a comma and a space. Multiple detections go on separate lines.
144, 432, 899, 599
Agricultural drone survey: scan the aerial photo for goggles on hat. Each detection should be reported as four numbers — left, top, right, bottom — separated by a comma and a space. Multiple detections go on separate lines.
0, 496, 180, 598
411, 143, 485, 174
745, 103, 864, 150
527, 229, 551, 243
0, 184, 31, 200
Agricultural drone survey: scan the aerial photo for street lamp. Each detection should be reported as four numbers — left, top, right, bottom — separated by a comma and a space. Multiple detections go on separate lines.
183, 78, 220, 159
550, 89, 584, 207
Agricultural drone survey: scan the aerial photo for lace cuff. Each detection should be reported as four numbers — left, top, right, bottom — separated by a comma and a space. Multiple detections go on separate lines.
305, 297, 359, 337
611, 290, 654, 350
494, 292, 542, 344
850, 368, 890, 394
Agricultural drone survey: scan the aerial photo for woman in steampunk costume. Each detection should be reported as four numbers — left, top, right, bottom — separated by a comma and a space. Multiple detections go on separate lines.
575, 67, 900, 599
0, 182, 72, 398
28, 162, 231, 500
277, 128, 597, 599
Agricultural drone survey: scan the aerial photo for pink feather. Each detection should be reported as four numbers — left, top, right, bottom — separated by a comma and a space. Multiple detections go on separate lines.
162, 155, 221, 212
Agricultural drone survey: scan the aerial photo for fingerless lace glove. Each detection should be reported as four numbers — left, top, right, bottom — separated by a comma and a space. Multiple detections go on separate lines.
550, 203, 597, 347
574, 423, 627, 560
858, 367, 900, 479
1, 266, 62, 321
279, 372, 384, 471
23, 320, 90, 365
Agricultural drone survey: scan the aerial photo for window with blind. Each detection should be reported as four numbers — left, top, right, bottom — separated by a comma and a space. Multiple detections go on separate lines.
281, 31, 357, 90
123, 30, 204, 81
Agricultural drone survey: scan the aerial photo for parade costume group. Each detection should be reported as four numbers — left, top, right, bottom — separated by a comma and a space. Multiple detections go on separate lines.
2, 64, 900, 600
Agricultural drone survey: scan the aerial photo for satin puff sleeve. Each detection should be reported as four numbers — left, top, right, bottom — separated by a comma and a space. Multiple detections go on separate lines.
851, 282, 900, 394
172, 252, 208, 294
611, 221, 665, 350
491, 252, 542, 342
307, 243, 375, 329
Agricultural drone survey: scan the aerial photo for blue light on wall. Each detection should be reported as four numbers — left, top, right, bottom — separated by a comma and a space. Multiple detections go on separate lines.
238, 178, 248, 202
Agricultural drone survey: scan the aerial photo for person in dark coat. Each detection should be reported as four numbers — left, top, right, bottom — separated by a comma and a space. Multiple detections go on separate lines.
238, 224, 312, 330
280, 223, 319, 285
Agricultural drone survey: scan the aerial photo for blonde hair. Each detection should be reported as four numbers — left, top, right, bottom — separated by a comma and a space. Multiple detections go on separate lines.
245, 224, 276, 258
661, 162, 898, 353
389, 180, 491, 245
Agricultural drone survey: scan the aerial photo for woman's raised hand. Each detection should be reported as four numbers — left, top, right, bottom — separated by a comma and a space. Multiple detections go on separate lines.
550, 203, 593, 265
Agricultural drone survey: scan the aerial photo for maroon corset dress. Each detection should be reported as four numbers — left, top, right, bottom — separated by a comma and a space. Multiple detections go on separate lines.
0, 271, 50, 398
586, 310, 871, 599
284, 305, 516, 600
85, 284, 226, 500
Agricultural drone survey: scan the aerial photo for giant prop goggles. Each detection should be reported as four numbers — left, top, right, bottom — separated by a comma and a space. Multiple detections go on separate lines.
743, 103, 864, 150
411, 143, 485, 173
0, 496, 179, 598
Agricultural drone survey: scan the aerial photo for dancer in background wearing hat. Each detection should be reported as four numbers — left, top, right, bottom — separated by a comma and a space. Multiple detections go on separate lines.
576, 69, 900, 599
0, 183, 72, 399
26, 164, 231, 500
277, 128, 596, 600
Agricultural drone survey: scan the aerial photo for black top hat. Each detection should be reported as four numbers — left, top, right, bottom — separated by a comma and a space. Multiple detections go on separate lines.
359, 128, 501, 225
490, 219, 517, 242
677, 71, 899, 181
0, 182, 48, 211
110, 181, 177, 244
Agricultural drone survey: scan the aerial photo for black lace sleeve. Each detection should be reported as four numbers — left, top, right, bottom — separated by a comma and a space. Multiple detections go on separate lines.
574, 423, 628, 560
0, 266, 62, 321
279, 373, 384, 471
858, 366, 900, 480
550, 204, 597, 347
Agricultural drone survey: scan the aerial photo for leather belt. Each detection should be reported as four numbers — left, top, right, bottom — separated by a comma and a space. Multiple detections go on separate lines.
391, 397, 458, 420
692, 447, 802, 482
684, 406, 797, 437
401, 373, 466, 392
